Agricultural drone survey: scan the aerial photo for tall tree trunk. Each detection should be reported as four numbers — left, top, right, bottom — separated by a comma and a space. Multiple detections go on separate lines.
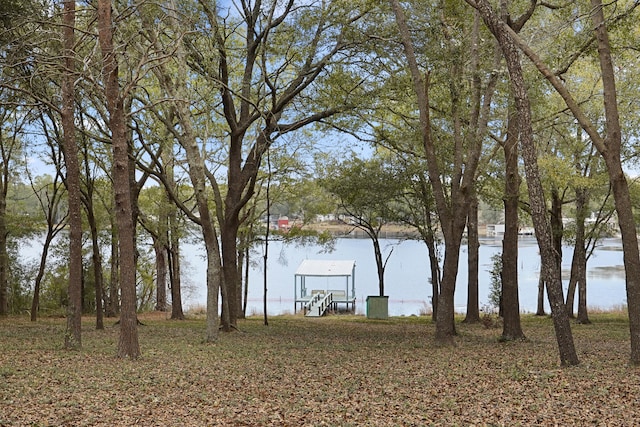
0, 168, 6, 316
373, 236, 385, 296
30, 169, 68, 322
30, 235, 52, 321
221, 195, 242, 329
0, 126, 9, 316
61, 0, 82, 349
87, 208, 104, 330
426, 235, 440, 322
484, 0, 639, 365
565, 265, 578, 318
169, 239, 184, 320
590, 0, 640, 364
436, 238, 465, 341
81, 145, 104, 329
153, 135, 172, 313
463, 190, 480, 323
154, 237, 167, 312
391, 0, 483, 344
572, 188, 590, 324
243, 245, 250, 317
550, 187, 564, 271
501, 107, 525, 340
421, 179, 440, 321
471, 0, 578, 365
82, 149, 104, 328
105, 217, 119, 317
0, 198, 5, 316
97, 0, 139, 358
536, 187, 564, 317
536, 272, 546, 315
262, 159, 270, 325
237, 221, 252, 320
174, 90, 220, 336
148, 34, 222, 339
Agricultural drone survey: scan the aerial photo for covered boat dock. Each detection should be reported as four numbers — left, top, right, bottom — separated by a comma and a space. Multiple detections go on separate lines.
294, 259, 356, 316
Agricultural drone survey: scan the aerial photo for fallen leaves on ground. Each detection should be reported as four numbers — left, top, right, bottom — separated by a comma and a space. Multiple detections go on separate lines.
1, 312, 639, 426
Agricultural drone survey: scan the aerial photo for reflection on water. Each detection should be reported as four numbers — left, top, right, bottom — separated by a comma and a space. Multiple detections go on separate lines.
589, 265, 626, 279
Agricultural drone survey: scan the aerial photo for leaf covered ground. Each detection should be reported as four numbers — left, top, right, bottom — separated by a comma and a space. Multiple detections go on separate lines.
1, 311, 639, 426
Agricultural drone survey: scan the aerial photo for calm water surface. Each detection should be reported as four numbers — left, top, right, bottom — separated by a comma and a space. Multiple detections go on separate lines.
20, 235, 625, 316
183, 236, 627, 316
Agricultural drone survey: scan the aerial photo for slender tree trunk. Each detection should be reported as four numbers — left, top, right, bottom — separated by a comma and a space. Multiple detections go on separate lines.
436, 239, 464, 341
173, 94, 221, 336
169, 239, 184, 320
565, 267, 578, 318
31, 211, 66, 320
0, 136, 9, 317
221, 210, 241, 329
81, 145, 104, 329
483, 0, 637, 364
536, 272, 546, 315
61, 0, 82, 349
573, 188, 590, 324
243, 245, 249, 317
372, 236, 385, 296
550, 187, 564, 271
391, 0, 479, 343
97, 0, 139, 358
426, 236, 440, 322
0, 200, 5, 316
471, 0, 578, 365
154, 238, 167, 312
85, 204, 104, 329
149, 35, 222, 338
463, 190, 480, 323
237, 218, 255, 318
590, 0, 640, 365
536, 187, 564, 318
566, 126, 585, 318
0, 186, 6, 316
153, 135, 172, 313
237, 224, 251, 320
106, 218, 119, 317
262, 151, 271, 325
576, 263, 589, 324
30, 239, 50, 321
501, 107, 525, 340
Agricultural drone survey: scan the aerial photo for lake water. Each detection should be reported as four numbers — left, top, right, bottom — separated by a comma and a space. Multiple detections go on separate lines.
182, 236, 628, 316
19, 234, 627, 316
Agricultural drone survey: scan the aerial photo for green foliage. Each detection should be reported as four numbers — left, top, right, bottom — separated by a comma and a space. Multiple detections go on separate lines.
6, 243, 36, 314
39, 263, 69, 315
318, 155, 404, 227
136, 247, 157, 312
279, 227, 336, 253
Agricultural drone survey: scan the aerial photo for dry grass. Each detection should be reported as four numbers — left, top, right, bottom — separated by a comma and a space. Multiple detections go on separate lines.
1, 311, 639, 426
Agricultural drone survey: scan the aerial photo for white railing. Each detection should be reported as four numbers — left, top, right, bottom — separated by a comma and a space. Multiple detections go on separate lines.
304, 292, 334, 317
304, 292, 323, 315
315, 292, 333, 316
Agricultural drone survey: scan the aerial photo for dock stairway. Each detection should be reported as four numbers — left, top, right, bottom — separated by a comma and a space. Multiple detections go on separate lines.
304, 292, 334, 317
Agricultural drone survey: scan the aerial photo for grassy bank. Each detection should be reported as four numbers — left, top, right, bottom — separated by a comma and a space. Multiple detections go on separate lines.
1, 312, 638, 426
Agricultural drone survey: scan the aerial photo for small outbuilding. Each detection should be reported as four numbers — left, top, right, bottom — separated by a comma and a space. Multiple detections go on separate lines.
294, 259, 356, 314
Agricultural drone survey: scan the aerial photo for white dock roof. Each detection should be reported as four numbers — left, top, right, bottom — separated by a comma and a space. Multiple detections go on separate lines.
294, 259, 355, 277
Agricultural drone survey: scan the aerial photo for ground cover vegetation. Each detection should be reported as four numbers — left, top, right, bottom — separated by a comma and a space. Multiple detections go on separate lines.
1, 311, 639, 426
